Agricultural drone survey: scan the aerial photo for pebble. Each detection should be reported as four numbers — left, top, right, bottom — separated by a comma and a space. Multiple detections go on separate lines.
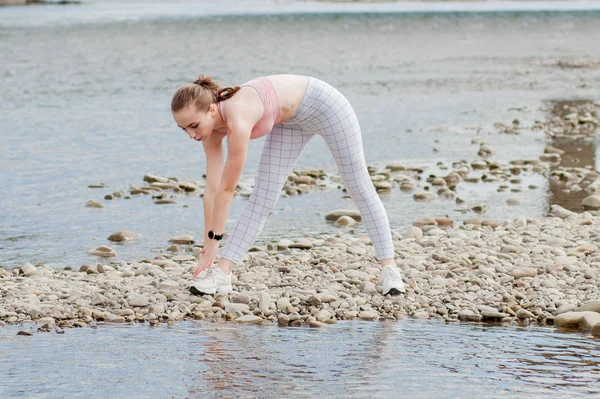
516, 309, 535, 320
169, 235, 194, 245
575, 300, 600, 313
511, 267, 537, 279
127, 294, 150, 307
21, 263, 38, 277
108, 230, 138, 242
288, 239, 313, 250
358, 311, 378, 321
277, 239, 294, 250
582, 195, 600, 210
403, 226, 423, 239
235, 315, 263, 324
87, 246, 116, 257
336, 215, 356, 227
86, 200, 104, 208
325, 209, 362, 222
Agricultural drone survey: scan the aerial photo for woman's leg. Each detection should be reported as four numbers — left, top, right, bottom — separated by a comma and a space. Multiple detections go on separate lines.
218, 124, 314, 272
316, 90, 404, 294
320, 103, 395, 261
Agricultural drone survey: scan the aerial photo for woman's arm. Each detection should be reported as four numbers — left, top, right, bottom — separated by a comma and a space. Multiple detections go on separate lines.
209, 118, 252, 235
202, 137, 224, 243
193, 89, 263, 276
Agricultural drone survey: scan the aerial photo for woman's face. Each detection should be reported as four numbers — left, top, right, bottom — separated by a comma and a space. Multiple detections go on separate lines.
173, 103, 217, 142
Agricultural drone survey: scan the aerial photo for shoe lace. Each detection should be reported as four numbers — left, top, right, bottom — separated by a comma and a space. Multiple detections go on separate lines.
203, 266, 215, 280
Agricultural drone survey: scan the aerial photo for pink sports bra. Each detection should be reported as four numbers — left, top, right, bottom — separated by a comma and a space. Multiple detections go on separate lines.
219, 77, 282, 140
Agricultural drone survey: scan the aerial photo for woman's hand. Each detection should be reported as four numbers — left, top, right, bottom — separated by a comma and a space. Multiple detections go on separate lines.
192, 240, 219, 279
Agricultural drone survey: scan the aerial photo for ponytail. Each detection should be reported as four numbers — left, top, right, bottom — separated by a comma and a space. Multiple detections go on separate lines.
171, 74, 241, 113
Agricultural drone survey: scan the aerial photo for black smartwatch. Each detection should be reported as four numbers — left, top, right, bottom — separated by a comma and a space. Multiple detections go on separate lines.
208, 230, 223, 241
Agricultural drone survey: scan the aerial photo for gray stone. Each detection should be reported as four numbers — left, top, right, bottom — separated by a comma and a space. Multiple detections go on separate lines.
235, 315, 263, 324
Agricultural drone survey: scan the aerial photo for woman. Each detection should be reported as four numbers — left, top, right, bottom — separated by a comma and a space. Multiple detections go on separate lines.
171, 74, 405, 296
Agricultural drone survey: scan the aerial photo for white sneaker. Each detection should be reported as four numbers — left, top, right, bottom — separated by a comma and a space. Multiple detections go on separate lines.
189, 266, 233, 295
380, 265, 406, 295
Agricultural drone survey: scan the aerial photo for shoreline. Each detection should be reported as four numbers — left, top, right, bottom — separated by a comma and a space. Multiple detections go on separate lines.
2, 206, 600, 338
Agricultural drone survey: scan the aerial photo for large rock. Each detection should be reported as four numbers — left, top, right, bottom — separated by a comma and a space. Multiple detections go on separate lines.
579, 312, 600, 332
554, 311, 597, 329
108, 230, 139, 242
325, 209, 362, 222
582, 195, 600, 210
592, 323, 600, 337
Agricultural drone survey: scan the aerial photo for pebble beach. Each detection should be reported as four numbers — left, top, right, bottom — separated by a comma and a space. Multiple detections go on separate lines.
2, 201, 600, 336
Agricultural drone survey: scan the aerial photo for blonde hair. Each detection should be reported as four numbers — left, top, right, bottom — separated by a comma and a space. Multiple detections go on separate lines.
171, 74, 241, 112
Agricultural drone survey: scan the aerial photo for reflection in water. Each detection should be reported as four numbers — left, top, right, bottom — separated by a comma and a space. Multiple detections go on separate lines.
547, 100, 598, 213
1, 320, 598, 398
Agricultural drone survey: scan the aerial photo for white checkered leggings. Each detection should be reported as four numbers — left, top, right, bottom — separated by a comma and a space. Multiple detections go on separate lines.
220, 77, 395, 264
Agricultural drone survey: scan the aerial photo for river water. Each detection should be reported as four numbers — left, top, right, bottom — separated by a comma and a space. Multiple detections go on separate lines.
2, 0, 600, 269
1, 319, 599, 398
1, 1, 600, 397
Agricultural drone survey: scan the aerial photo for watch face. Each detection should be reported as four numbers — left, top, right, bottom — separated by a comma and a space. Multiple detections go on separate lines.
208, 230, 214, 239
